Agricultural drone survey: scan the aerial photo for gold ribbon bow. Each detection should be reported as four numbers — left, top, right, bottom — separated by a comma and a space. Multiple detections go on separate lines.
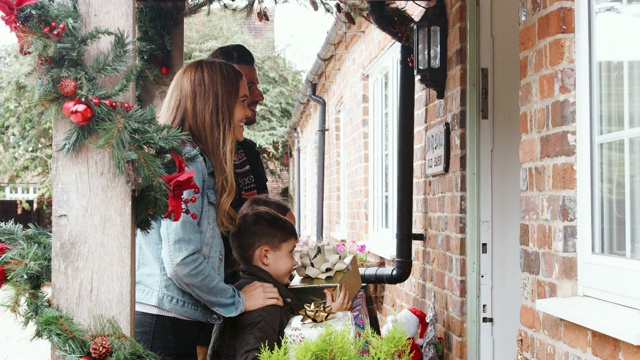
299, 301, 334, 324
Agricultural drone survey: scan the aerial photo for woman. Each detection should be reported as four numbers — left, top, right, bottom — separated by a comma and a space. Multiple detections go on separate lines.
135, 59, 283, 359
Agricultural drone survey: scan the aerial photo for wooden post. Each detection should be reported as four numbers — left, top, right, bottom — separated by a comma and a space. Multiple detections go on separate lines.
51, 0, 136, 338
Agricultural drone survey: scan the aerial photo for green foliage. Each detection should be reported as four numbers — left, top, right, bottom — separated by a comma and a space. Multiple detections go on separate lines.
258, 324, 412, 360
0, 221, 160, 359
184, 9, 303, 175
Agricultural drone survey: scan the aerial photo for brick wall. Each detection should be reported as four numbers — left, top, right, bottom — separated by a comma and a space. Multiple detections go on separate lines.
293, 2, 469, 359
517, 1, 640, 359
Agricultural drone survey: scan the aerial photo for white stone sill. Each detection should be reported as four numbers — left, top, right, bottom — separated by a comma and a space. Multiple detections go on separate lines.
366, 238, 396, 260
536, 296, 640, 345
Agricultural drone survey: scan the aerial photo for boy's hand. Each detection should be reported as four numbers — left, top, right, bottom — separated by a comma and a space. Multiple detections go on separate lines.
325, 285, 351, 312
241, 282, 284, 312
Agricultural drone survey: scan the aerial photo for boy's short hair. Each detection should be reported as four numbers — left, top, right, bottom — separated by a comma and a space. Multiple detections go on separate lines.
208, 44, 256, 66
238, 195, 291, 218
231, 208, 298, 265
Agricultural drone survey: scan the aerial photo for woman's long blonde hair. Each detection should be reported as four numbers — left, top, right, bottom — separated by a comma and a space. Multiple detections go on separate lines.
158, 59, 242, 233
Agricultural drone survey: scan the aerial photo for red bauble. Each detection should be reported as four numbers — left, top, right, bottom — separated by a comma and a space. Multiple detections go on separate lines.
58, 23, 66, 31
123, 102, 132, 111
92, 98, 101, 105
57, 78, 78, 97
109, 100, 118, 109
160, 66, 170, 75
43, 27, 50, 34
50, 22, 57, 29
62, 98, 94, 125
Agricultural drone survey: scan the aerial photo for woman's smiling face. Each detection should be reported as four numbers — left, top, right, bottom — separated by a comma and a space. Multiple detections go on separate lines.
233, 79, 251, 142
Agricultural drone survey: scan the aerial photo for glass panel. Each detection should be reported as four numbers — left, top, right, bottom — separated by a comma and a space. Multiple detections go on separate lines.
630, 60, 640, 129
631, 136, 640, 259
596, 61, 624, 134
417, 26, 429, 71
382, 73, 390, 229
596, 140, 626, 256
430, 26, 441, 69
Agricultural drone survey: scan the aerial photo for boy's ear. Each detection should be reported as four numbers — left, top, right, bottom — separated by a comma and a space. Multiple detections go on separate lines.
256, 245, 271, 266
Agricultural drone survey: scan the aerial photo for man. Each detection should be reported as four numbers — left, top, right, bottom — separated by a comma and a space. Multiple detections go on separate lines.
208, 44, 269, 210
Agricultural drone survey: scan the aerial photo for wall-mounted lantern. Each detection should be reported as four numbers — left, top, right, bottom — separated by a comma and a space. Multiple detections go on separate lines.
413, 0, 448, 99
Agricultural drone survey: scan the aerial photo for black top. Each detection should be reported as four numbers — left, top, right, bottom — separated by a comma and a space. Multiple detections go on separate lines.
212, 264, 296, 360
224, 138, 269, 283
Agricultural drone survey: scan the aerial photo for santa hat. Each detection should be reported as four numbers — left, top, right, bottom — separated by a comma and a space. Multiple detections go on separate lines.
406, 307, 428, 343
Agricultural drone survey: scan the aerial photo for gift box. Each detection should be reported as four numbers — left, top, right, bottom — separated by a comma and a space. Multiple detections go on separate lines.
284, 310, 353, 346
289, 253, 362, 313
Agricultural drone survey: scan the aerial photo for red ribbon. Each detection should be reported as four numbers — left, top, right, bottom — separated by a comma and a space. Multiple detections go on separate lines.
0, 0, 37, 30
162, 152, 200, 221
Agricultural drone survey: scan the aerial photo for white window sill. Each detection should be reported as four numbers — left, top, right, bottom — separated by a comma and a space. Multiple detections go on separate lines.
366, 238, 396, 260
329, 231, 348, 241
536, 296, 640, 345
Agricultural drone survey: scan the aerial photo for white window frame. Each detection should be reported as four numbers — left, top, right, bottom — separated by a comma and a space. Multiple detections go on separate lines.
576, 0, 640, 310
331, 103, 348, 241
538, 0, 640, 346
367, 43, 400, 259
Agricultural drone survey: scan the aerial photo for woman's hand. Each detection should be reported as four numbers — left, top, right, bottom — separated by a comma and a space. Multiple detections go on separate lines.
241, 281, 284, 312
325, 284, 351, 312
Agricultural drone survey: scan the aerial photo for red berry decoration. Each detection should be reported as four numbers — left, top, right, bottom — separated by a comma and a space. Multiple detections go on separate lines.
193, 188, 201, 195
43, 27, 50, 34
104, 99, 112, 108
58, 23, 66, 31
123, 102, 132, 111
190, 196, 197, 203
79, 357, 92, 360
109, 100, 118, 109
160, 66, 170, 75
92, 98, 101, 105
57, 78, 78, 97
191, 213, 198, 220
90, 336, 112, 360
62, 98, 94, 125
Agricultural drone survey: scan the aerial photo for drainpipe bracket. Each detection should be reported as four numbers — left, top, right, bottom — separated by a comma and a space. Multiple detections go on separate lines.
412, 233, 426, 241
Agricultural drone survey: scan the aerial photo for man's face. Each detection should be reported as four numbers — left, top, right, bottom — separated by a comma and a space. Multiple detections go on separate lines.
236, 64, 264, 126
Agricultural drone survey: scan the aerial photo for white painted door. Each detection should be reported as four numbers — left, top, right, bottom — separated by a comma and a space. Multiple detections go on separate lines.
479, 0, 522, 358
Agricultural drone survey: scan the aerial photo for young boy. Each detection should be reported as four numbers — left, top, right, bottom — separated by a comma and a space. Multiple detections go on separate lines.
211, 207, 299, 359
211, 196, 352, 359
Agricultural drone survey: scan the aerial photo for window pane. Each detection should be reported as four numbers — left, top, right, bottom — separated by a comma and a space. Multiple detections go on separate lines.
630, 60, 640, 129
383, 73, 390, 229
596, 61, 624, 134
631, 136, 640, 259
596, 140, 626, 256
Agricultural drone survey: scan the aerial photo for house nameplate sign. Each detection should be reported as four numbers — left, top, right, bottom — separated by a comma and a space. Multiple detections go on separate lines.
425, 122, 450, 176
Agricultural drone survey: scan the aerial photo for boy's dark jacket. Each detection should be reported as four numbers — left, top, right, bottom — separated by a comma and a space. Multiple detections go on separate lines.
212, 263, 296, 360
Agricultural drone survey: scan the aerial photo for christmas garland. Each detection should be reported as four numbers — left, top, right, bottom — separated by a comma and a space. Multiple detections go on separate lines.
2, 0, 191, 231
0, 0, 191, 358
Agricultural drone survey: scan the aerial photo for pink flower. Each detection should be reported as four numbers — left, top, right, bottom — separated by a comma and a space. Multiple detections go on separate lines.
336, 242, 346, 253
356, 244, 367, 254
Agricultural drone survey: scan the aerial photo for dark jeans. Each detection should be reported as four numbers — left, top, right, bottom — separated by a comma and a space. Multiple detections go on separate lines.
135, 311, 202, 360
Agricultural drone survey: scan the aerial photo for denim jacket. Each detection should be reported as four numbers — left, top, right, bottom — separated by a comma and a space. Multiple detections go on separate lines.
136, 151, 245, 323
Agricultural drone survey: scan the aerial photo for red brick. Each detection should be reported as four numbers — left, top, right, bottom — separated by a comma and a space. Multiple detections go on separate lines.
533, 47, 545, 75
549, 99, 576, 127
537, 8, 576, 41
540, 130, 576, 159
622, 342, 640, 360
520, 23, 537, 52
521, 56, 529, 81
552, 162, 576, 190
520, 81, 535, 107
592, 331, 620, 360
562, 321, 590, 352
520, 305, 537, 330
548, 38, 575, 67
539, 72, 556, 100
520, 138, 539, 163
520, 111, 530, 135
535, 165, 547, 191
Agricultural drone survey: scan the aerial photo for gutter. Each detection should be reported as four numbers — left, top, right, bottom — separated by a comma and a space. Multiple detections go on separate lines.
359, 1, 422, 285
308, 83, 327, 243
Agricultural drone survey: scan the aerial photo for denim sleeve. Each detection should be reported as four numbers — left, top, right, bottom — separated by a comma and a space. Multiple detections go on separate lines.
160, 158, 245, 318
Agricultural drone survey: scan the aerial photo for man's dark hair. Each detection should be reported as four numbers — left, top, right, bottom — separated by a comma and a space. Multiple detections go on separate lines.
230, 208, 298, 265
238, 195, 291, 218
208, 44, 255, 66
